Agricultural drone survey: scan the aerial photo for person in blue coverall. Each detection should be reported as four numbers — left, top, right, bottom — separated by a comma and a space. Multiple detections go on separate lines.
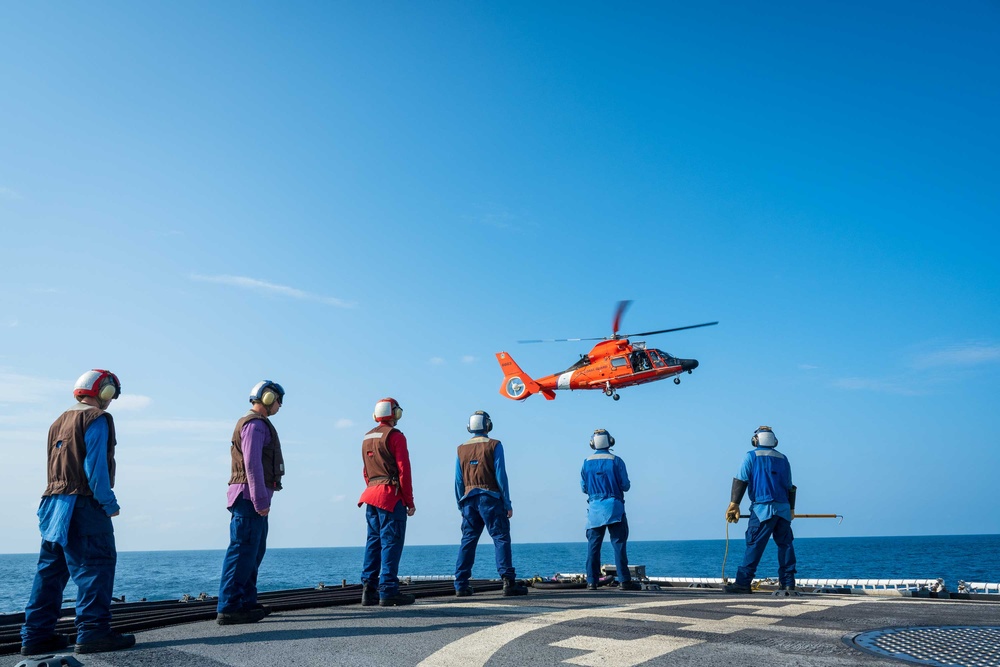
454, 411, 528, 596
21, 369, 136, 656
725, 425, 797, 594
580, 429, 641, 591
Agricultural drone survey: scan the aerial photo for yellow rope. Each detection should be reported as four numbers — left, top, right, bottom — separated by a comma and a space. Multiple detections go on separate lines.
722, 519, 730, 584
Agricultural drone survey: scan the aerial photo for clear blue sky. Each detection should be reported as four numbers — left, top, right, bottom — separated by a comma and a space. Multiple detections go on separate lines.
2, 1, 997, 555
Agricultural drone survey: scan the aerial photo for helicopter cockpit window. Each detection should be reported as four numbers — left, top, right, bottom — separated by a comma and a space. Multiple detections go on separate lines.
649, 350, 665, 368
610, 356, 629, 369
655, 349, 677, 366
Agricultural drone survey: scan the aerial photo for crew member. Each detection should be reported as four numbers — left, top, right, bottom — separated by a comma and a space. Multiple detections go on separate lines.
359, 398, 416, 606
453, 411, 528, 597
580, 429, 641, 591
725, 425, 797, 593
21, 369, 136, 656
216, 380, 286, 624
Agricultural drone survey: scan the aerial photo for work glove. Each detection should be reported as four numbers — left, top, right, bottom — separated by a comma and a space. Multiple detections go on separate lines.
725, 502, 741, 523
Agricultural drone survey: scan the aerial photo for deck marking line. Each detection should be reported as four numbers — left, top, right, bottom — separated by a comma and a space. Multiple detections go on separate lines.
551, 634, 704, 667
418, 597, 770, 666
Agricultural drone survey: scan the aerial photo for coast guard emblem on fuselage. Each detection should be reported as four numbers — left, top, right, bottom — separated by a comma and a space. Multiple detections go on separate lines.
505, 377, 526, 398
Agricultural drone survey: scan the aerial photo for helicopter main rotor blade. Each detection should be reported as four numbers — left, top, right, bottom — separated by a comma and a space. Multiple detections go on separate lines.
517, 336, 607, 344
612, 300, 633, 338
621, 321, 719, 338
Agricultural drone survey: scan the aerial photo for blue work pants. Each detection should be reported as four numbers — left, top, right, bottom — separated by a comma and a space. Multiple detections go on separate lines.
217, 497, 269, 613
736, 512, 796, 587
21, 497, 116, 645
454, 494, 514, 589
585, 514, 631, 586
360, 501, 407, 597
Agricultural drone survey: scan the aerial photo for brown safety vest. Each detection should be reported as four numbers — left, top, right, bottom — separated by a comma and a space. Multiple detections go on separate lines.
362, 424, 400, 488
457, 436, 501, 493
229, 411, 285, 491
44, 403, 117, 497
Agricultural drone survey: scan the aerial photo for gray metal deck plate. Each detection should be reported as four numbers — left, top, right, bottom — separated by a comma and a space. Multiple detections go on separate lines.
848, 626, 1000, 667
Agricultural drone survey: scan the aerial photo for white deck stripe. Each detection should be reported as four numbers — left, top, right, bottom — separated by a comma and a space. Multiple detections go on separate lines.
417, 597, 866, 666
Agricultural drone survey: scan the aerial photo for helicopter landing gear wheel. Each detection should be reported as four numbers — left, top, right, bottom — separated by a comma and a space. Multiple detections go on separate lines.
604, 382, 614, 397
613, 394, 620, 401
674, 377, 681, 385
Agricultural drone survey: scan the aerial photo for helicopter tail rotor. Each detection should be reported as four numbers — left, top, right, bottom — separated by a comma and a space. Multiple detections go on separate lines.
496, 352, 552, 401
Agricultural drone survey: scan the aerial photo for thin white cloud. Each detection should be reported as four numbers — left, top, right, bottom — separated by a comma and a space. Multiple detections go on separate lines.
190, 274, 354, 308
429, 357, 446, 365
0, 186, 21, 200
7, 319, 17, 328
480, 211, 515, 230
335, 418, 354, 429
461, 355, 476, 364
833, 377, 924, 396
797, 364, 818, 370
912, 343, 1000, 369
331, 495, 346, 503
113, 394, 152, 411
0, 372, 69, 404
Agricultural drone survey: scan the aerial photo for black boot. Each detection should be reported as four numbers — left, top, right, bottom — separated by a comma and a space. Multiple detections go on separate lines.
724, 582, 753, 594
21, 633, 70, 656
216, 608, 266, 625
455, 586, 474, 597
361, 582, 378, 606
379, 591, 416, 606
502, 577, 528, 596
75, 632, 136, 654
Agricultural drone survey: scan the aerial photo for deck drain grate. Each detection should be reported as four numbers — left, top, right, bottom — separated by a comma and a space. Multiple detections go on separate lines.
848, 626, 1000, 667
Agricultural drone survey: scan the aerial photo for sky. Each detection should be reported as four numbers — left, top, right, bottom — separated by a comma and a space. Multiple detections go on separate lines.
1, 1, 998, 555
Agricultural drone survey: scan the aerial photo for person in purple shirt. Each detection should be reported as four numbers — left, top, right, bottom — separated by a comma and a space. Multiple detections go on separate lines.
216, 380, 286, 625
21, 369, 136, 656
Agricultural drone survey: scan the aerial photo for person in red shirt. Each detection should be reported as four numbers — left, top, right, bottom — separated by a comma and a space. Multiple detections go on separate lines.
358, 397, 416, 606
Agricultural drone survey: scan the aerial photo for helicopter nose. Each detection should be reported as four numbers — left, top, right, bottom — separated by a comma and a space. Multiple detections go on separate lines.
680, 358, 699, 372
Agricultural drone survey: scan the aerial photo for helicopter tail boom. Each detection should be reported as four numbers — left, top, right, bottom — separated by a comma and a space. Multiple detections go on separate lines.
496, 352, 550, 401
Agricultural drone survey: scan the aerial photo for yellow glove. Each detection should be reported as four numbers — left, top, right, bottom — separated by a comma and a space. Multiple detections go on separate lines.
725, 502, 741, 523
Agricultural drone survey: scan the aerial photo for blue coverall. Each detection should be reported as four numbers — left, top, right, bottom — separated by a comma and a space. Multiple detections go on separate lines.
581, 450, 634, 587
734, 447, 796, 588
22, 413, 120, 646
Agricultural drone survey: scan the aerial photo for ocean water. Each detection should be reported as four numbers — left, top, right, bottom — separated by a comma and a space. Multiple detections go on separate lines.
1, 534, 996, 614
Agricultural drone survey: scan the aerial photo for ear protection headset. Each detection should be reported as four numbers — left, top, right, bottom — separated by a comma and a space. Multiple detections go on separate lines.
752, 425, 778, 448
590, 428, 615, 450
74, 369, 121, 402
374, 397, 403, 423
250, 380, 285, 406
467, 410, 493, 434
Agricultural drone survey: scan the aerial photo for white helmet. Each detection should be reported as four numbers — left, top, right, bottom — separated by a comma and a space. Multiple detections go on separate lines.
467, 410, 492, 434
74, 369, 121, 402
752, 425, 778, 448
590, 428, 615, 450
373, 397, 402, 424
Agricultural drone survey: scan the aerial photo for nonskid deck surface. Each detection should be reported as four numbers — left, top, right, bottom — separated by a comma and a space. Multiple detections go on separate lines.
22, 587, 1000, 667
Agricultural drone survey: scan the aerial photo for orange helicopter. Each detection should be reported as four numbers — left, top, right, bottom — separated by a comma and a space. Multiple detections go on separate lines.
496, 301, 717, 401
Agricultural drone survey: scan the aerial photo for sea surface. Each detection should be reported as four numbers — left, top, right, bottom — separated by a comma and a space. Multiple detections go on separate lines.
1, 534, 996, 614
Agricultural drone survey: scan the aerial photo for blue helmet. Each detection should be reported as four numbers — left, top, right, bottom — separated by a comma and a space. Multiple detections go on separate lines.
250, 380, 285, 406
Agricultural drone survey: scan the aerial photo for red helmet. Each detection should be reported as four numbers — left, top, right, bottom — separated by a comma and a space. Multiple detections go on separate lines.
373, 397, 402, 424
74, 369, 121, 402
